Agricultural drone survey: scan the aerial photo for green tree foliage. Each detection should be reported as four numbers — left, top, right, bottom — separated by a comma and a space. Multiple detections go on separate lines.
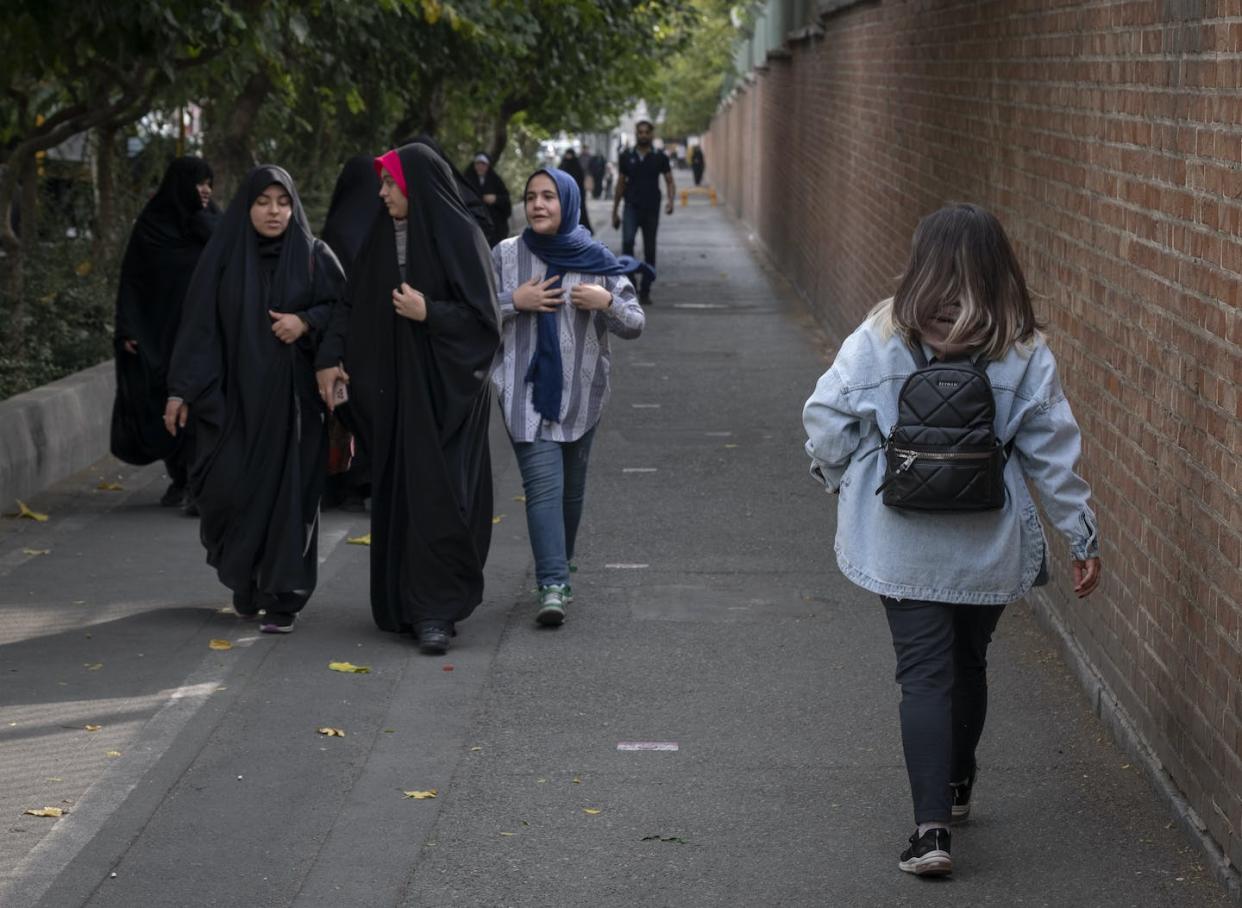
654, 0, 745, 139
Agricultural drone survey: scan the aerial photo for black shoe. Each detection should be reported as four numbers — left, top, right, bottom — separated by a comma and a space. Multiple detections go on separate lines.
231, 589, 259, 619
260, 611, 296, 634
182, 498, 200, 517
416, 621, 452, 655
639, 292, 652, 306
951, 768, 976, 822
160, 483, 186, 507
898, 827, 952, 877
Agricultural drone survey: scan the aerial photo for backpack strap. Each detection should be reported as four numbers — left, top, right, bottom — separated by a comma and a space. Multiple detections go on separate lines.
908, 341, 929, 369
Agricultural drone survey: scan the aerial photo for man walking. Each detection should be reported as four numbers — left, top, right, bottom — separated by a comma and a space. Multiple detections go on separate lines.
611, 120, 674, 305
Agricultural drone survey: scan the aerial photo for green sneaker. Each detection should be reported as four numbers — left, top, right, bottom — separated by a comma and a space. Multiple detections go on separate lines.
536, 585, 568, 626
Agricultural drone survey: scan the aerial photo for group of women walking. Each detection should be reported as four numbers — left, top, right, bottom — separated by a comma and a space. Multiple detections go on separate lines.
112, 145, 644, 652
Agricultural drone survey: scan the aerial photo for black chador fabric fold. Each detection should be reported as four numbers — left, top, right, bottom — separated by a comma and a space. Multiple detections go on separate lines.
111, 156, 219, 465
168, 165, 345, 608
322, 155, 382, 278
317, 144, 500, 632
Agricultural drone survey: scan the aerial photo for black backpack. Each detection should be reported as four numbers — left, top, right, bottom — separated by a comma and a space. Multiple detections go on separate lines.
874, 344, 1011, 511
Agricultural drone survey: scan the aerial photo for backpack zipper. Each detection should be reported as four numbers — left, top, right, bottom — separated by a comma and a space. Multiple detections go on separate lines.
891, 447, 995, 472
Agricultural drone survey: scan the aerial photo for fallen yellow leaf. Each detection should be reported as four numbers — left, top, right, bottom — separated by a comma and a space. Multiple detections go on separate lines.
95, 481, 123, 492
106, 751, 122, 758
208, 639, 233, 651
84, 724, 102, 732
500, 831, 516, 836
23, 548, 50, 556
492, 514, 504, 524
75, 260, 93, 277
403, 790, 438, 799
347, 533, 371, 545
317, 727, 346, 737
328, 661, 370, 674
723, 444, 738, 449
572, 776, 581, 784
46, 777, 63, 783
25, 807, 64, 818
14, 500, 49, 522
583, 808, 601, 815
84, 663, 103, 671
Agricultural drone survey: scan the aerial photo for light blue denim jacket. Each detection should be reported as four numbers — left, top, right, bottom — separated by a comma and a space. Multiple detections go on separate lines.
802, 315, 1099, 605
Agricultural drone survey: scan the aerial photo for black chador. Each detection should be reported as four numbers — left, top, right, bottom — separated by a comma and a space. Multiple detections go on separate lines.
317, 144, 500, 642
322, 155, 382, 277
167, 166, 345, 620
111, 156, 219, 501
467, 152, 512, 248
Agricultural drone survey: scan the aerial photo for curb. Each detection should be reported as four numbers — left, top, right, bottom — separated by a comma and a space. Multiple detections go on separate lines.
1026, 590, 1242, 904
0, 361, 115, 509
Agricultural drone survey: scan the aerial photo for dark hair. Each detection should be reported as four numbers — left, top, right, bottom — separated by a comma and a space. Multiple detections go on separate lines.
890, 203, 1040, 359
635, 119, 654, 130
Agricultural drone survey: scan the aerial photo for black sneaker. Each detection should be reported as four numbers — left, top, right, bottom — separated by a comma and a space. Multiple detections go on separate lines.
951, 768, 976, 822
415, 621, 453, 655
160, 483, 186, 507
231, 589, 259, 619
898, 827, 952, 876
260, 611, 296, 634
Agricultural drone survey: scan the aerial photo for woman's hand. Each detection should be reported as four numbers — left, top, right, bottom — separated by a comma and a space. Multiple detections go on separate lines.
512, 276, 563, 313
1073, 557, 1101, 598
163, 399, 188, 437
392, 282, 427, 321
269, 310, 308, 344
482, 193, 497, 205
122, 339, 139, 354
316, 365, 349, 412
570, 282, 612, 311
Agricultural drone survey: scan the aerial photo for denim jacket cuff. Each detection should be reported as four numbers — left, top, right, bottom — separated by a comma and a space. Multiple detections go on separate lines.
1068, 510, 1099, 561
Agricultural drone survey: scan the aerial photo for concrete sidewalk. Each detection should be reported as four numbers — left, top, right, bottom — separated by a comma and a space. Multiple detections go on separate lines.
0, 186, 1230, 907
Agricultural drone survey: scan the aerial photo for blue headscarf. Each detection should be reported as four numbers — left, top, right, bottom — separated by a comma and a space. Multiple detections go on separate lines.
521, 168, 652, 423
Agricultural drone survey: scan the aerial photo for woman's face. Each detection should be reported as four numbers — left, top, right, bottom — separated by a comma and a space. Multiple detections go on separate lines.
473, 161, 489, 178
525, 174, 561, 236
249, 183, 292, 238
379, 172, 408, 219
196, 180, 213, 208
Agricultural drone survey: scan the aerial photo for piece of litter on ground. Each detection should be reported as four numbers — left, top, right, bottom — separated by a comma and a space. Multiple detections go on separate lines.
605, 563, 649, 569
106, 751, 122, 758
572, 776, 581, 784
583, 808, 601, 815
346, 533, 371, 545
13, 500, 49, 522
84, 663, 103, 671
328, 661, 370, 673
208, 639, 233, 651
617, 742, 679, 752
24, 807, 65, 818
500, 831, 515, 836
317, 727, 346, 737
641, 834, 690, 844
469, 746, 482, 752
491, 514, 504, 524
46, 777, 63, 783
442, 665, 454, 672
723, 443, 739, 449
403, 790, 437, 799
84, 725, 102, 732
22, 548, 50, 556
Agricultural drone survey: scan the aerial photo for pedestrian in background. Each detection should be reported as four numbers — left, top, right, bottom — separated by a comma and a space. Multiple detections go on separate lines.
490, 167, 645, 626
802, 203, 1101, 877
165, 165, 346, 634
690, 145, 705, 186
111, 156, 219, 510
467, 151, 512, 248
611, 120, 674, 305
315, 144, 500, 656
556, 148, 592, 234
587, 148, 606, 200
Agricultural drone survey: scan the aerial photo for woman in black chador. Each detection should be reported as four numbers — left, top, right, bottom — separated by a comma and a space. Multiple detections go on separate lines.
165, 165, 346, 634
315, 144, 500, 655
111, 156, 219, 507
467, 151, 511, 248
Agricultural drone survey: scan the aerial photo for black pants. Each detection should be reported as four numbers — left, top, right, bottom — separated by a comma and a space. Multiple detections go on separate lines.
621, 205, 659, 295
881, 596, 1005, 824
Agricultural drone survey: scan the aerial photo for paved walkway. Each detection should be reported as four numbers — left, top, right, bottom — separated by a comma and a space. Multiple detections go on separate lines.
0, 183, 1230, 907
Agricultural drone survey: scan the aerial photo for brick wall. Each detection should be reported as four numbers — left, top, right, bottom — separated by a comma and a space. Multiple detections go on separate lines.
707, 1, 1242, 873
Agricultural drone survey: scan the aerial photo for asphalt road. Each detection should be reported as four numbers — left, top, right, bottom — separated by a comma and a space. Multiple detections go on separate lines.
0, 186, 1230, 907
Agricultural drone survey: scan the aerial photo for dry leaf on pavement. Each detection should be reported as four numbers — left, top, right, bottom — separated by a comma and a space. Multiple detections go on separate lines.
328, 661, 370, 674
208, 639, 233, 651
14, 500, 49, 522
492, 515, 504, 524
583, 808, 602, 815
96, 481, 123, 491
346, 533, 371, 545
25, 807, 65, 818
317, 727, 346, 737
84, 725, 102, 732
403, 790, 438, 799
84, 663, 103, 671
22, 548, 50, 556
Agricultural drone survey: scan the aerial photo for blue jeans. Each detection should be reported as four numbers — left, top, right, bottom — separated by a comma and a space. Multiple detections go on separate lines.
511, 427, 597, 588
882, 597, 1005, 824
621, 205, 659, 295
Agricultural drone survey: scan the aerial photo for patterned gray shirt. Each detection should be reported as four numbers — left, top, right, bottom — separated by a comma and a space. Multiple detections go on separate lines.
490, 236, 644, 442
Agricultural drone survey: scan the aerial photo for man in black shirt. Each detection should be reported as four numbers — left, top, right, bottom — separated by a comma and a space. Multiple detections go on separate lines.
611, 120, 674, 305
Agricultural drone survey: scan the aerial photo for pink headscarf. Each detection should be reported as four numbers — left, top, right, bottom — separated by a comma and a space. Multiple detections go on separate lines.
374, 150, 407, 197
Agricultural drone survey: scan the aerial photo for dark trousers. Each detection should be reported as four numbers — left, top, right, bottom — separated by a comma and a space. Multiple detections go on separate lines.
621, 205, 659, 295
881, 596, 1005, 824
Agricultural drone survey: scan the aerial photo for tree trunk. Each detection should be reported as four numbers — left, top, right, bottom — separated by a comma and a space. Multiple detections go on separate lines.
4, 152, 39, 352
392, 79, 447, 145
204, 69, 272, 199
93, 125, 117, 260
487, 97, 528, 165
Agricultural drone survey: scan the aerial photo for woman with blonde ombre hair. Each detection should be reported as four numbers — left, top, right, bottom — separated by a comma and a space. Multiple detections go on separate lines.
802, 203, 1101, 877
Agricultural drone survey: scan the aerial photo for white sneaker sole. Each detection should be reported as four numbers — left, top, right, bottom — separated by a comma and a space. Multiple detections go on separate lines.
899, 849, 952, 876
536, 605, 565, 627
